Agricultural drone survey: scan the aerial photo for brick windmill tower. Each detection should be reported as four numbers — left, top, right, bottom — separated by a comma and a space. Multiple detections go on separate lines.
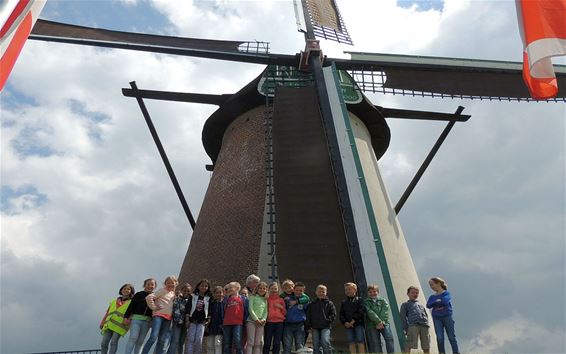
174, 2, 427, 349
30, 0, 566, 350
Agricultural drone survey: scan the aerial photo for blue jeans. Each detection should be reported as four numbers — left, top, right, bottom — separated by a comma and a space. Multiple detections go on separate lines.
142, 316, 171, 354
433, 316, 459, 354
223, 325, 243, 354
282, 322, 304, 354
311, 328, 331, 354
263, 322, 284, 354
125, 318, 151, 354
345, 325, 365, 344
101, 329, 121, 354
166, 323, 187, 354
366, 325, 394, 354
187, 323, 206, 354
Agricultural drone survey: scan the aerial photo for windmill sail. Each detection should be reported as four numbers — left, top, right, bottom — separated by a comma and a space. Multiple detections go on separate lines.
31, 19, 260, 53
340, 52, 566, 101
295, 0, 353, 45
29, 20, 297, 66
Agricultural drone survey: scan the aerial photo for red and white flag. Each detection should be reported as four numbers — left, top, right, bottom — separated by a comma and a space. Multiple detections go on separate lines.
517, 0, 566, 99
0, 0, 46, 91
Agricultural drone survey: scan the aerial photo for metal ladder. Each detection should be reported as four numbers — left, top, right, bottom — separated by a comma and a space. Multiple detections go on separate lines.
264, 96, 278, 282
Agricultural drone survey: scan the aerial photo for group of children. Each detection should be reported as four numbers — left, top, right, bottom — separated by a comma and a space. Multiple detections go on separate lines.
100, 275, 459, 354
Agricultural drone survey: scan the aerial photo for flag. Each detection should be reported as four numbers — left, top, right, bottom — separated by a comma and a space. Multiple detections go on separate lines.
517, 0, 566, 99
0, 0, 46, 91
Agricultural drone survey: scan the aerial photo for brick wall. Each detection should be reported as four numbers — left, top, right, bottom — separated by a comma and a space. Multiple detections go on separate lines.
179, 106, 267, 287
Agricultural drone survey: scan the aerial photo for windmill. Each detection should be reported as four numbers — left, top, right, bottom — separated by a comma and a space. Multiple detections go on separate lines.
24, 0, 566, 352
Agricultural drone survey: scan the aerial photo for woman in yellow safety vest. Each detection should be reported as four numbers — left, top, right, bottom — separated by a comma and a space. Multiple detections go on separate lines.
100, 283, 135, 354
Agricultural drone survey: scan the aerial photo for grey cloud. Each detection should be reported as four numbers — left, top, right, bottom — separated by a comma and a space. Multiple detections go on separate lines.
1, 248, 101, 353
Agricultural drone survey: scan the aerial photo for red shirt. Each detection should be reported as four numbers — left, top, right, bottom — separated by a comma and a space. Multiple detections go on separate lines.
267, 295, 286, 323
223, 295, 244, 325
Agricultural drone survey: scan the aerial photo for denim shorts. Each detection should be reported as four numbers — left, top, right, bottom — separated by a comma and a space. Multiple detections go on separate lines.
345, 325, 365, 343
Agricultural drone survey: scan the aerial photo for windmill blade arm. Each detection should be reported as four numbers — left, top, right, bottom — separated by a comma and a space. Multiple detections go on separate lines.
32, 19, 246, 52
377, 106, 471, 122
122, 88, 232, 105
30, 19, 297, 66
334, 52, 566, 101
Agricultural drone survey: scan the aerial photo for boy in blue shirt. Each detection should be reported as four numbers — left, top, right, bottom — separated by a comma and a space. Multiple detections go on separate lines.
282, 282, 310, 354
400, 286, 430, 354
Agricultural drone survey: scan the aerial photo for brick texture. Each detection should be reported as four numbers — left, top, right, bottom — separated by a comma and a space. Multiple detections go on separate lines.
179, 106, 267, 287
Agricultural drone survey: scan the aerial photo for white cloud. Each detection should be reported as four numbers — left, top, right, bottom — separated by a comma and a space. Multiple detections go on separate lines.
380, 150, 414, 178
465, 313, 566, 354
119, 0, 138, 6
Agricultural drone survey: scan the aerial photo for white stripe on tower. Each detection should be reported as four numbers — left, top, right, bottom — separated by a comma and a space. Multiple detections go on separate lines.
323, 65, 437, 353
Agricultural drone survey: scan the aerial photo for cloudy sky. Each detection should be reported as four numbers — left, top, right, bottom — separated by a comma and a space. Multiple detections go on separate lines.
1, 0, 564, 353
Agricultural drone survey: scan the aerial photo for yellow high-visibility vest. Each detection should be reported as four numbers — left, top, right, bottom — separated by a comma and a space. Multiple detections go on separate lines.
102, 298, 131, 336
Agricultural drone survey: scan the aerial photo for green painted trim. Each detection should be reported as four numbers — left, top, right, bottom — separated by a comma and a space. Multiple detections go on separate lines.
258, 65, 362, 103
329, 63, 406, 349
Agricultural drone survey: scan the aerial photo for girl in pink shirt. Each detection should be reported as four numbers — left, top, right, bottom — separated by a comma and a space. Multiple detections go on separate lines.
141, 276, 177, 354
263, 282, 286, 354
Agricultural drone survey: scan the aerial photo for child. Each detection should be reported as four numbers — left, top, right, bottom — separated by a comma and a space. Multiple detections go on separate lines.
282, 281, 309, 354
339, 282, 365, 354
426, 277, 459, 354
187, 279, 212, 354
279, 279, 294, 302
239, 286, 250, 351
167, 283, 192, 354
400, 286, 430, 354
222, 281, 249, 354
100, 283, 134, 354
141, 276, 177, 354
124, 278, 156, 354
364, 284, 394, 354
207, 286, 224, 354
246, 282, 268, 354
305, 284, 336, 354
263, 282, 286, 354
